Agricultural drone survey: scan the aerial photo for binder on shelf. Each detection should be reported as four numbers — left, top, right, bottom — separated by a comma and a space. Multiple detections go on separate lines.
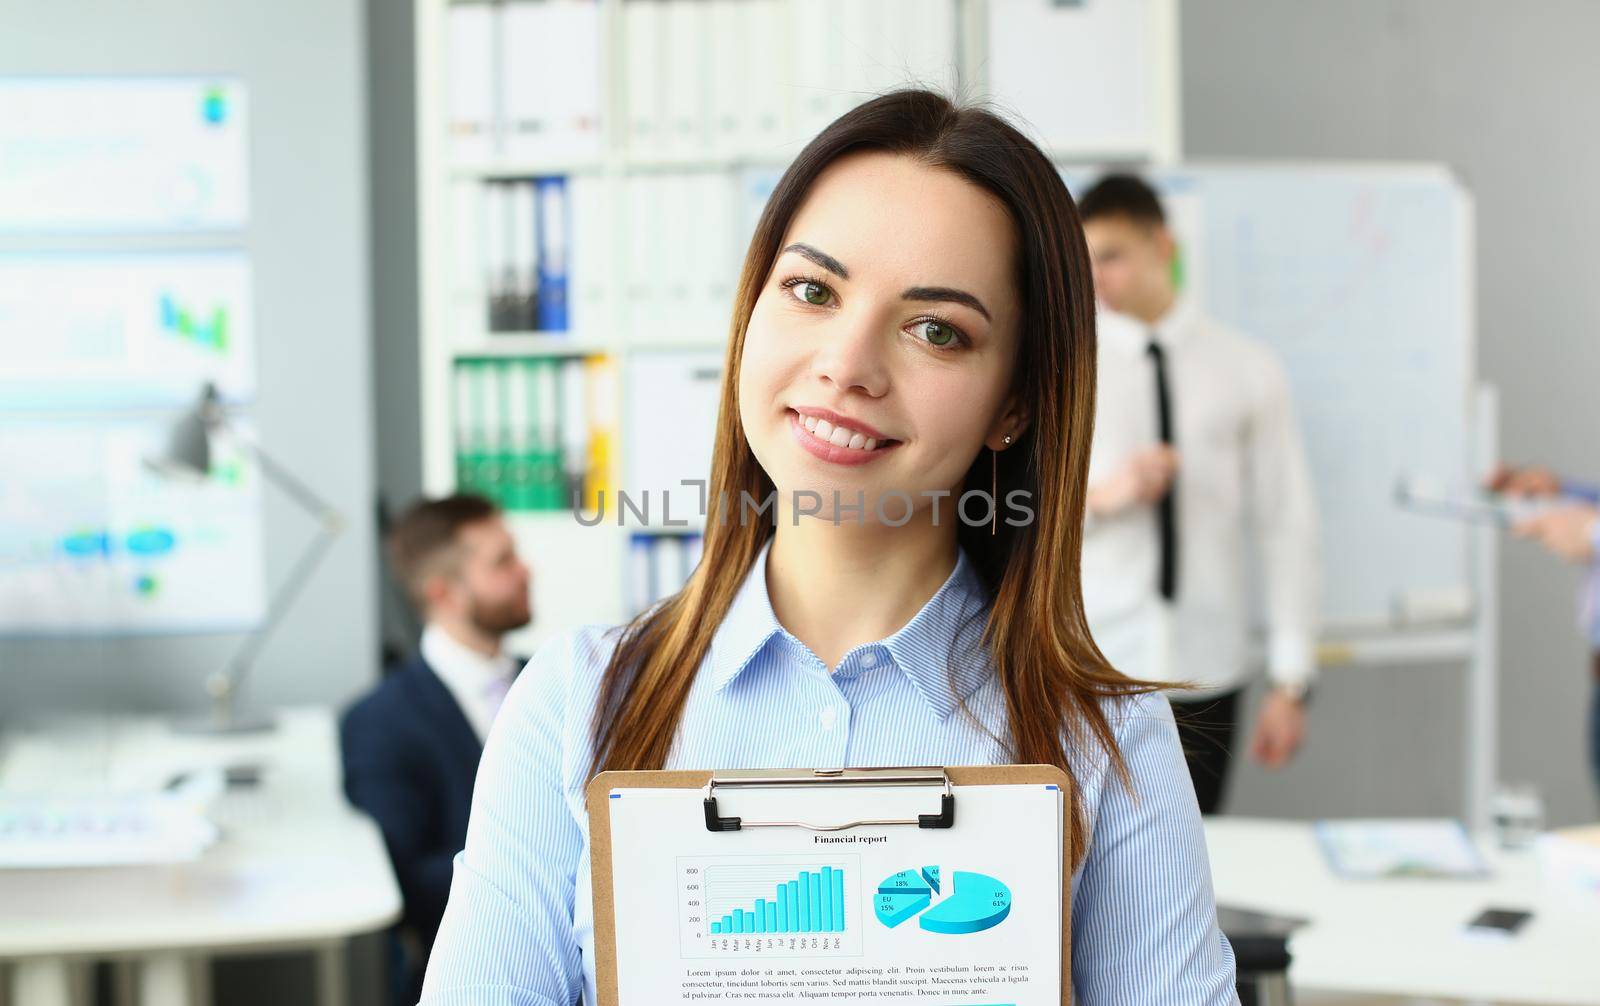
500, 0, 550, 162
475, 176, 571, 334
547, 0, 604, 160
454, 359, 482, 492
533, 357, 562, 508
480, 181, 511, 330
453, 354, 613, 511
661, 0, 697, 158
623, 0, 663, 155
785, 0, 833, 145
627, 531, 701, 615
508, 179, 539, 331
623, 173, 660, 328
449, 0, 602, 165
506, 357, 534, 510
619, 172, 740, 344
534, 176, 569, 331
744, 0, 787, 153
694, 172, 739, 333
706, 0, 747, 157
585, 354, 619, 512
446, 1, 498, 162
656, 534, 694, 606
560, 357, 590, 508
568, 173, 609, 336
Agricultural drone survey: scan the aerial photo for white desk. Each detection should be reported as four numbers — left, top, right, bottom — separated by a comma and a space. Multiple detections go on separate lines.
0, 706, 401, 1006
1206, 817, 1600, 1005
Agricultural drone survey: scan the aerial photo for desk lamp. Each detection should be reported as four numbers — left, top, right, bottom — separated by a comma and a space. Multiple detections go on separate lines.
150, 383, 345, 734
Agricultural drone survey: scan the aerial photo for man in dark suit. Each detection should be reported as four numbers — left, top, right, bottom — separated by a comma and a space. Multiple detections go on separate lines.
340, 494, 532, 1001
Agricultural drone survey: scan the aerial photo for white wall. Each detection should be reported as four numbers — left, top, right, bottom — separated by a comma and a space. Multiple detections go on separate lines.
367, 0, 427, 665
0, 0, 379, 719
1183, 0, 1600, 826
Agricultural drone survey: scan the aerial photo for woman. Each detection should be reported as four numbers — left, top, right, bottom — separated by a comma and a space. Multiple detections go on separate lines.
421, 89, 1238, 1005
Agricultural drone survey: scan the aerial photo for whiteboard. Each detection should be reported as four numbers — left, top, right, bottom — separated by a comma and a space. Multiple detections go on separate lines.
1065, 164, 1476, 628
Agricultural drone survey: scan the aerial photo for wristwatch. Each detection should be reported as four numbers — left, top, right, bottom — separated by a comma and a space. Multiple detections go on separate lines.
1274, 680, 1314, 705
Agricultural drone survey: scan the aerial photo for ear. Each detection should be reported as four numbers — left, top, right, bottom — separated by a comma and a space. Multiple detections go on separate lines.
419, 571, 457, 614
984, 393, 1030, 452
1154, 225, 1178, 265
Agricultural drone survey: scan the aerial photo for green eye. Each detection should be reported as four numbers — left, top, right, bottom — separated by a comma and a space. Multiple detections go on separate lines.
921, 320, 956, 347
799, 281, 830, 305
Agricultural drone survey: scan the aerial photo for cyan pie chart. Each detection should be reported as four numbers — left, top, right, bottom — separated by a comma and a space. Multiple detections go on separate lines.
873, 865, 1011, 935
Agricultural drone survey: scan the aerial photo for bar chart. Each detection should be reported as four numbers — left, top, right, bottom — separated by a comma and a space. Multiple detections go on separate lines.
678, 855, 863, 959
707, 864, 846, 935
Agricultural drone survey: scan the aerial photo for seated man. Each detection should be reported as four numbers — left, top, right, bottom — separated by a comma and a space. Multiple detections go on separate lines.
340, 493, 532, 1000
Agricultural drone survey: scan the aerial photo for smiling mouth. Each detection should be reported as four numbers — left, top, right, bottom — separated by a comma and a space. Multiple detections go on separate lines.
791, 410, 898, 452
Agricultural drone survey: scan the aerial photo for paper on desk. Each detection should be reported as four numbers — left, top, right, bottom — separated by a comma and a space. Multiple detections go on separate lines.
1539, 825, 1600, 898
0, 792, 219, 869
1315, 818, 1490, 879
605, 783, 1062, 1005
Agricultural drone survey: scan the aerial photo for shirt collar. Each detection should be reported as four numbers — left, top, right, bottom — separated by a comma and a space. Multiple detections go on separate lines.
710, 537, 994, 722
421, 623, 517, 693
1149, 293, 1199, 347
1098, 295, 1198, 353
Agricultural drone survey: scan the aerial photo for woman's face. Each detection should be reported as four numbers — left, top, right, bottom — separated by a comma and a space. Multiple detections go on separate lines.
738, 151, 1025, 524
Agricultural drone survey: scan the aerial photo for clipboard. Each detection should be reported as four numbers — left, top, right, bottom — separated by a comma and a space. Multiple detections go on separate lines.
1393, 478, 1547, 528
587, 765, 1075, 1005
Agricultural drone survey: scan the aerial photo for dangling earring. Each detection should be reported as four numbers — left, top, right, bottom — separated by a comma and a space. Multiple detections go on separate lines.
991, 434, 1013, 536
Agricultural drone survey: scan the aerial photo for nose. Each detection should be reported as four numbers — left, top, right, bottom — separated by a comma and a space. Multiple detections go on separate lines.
809, 306, 890, 398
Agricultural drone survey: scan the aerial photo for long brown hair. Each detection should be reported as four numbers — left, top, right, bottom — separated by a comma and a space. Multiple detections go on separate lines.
590, 89, 1160, 858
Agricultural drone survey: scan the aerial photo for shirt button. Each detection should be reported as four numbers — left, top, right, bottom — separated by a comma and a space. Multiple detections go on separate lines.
819, 707, 838, 731
859, 651, 879, 669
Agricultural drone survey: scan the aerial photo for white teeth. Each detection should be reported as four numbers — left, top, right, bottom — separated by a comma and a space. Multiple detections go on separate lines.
797, 412, 885, 450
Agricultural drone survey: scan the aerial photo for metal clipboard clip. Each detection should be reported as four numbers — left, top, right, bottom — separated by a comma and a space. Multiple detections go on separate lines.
702, 767, 955, 833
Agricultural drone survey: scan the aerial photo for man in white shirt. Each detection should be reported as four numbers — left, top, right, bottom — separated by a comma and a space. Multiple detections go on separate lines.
340, 494, 532, 1001
1077, 174, 1321, 814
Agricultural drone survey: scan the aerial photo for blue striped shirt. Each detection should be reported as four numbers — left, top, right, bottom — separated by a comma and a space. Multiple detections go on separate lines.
1562, 480, 1600, 646
420, 540, 1240, 1005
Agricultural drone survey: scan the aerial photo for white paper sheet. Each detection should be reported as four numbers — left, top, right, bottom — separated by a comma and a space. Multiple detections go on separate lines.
604, 782, 1063, 1004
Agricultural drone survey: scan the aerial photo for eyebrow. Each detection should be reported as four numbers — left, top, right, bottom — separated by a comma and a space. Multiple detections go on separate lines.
778, 242, 992, 323
901, 285, 992, 323
781, 242, 849, 280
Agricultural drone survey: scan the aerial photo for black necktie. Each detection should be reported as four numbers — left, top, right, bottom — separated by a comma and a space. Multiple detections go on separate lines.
1146, 337, 1177, 601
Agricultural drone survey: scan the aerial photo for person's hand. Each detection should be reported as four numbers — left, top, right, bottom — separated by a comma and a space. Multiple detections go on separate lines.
1512, 505, 1599, 564
1248, 688, 1307, 770
1087, 445, 1179, 517
1485, 462, 1563, 498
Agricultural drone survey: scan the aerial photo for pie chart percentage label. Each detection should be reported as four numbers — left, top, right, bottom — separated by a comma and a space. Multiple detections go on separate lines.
872, 867, 1011, 935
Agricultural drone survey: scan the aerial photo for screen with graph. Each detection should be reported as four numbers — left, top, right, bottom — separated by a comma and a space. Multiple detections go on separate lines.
0, 253, 255, 409
0, 78, 248, 232
0, 78, 263, 636
0, 418, 266, 635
